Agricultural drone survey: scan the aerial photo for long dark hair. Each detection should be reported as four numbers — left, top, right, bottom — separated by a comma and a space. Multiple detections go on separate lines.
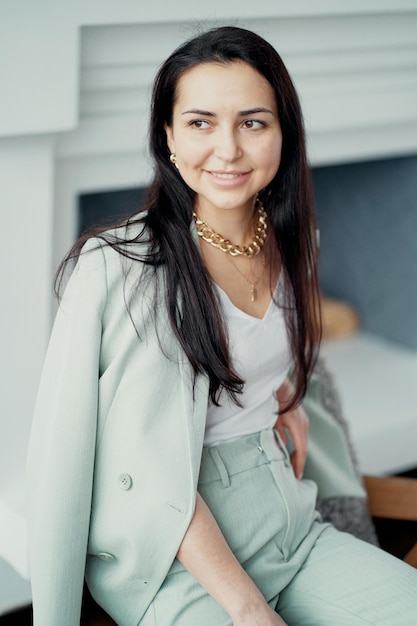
57, 26, 321, 410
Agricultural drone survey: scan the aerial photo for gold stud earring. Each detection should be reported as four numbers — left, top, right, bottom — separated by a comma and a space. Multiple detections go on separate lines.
169, 153, 177, 165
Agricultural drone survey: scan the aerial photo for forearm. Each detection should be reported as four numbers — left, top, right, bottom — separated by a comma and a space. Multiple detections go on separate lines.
176, 492, 266, 621
276, 377, 296, 412
275, 377, 309, 480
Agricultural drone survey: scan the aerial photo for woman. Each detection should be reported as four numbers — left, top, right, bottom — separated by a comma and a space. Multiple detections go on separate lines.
27, 26, 417, 626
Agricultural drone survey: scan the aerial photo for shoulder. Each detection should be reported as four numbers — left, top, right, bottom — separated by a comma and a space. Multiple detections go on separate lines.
80, 210, 152, 278
59, 211, 152, 307
101, 209, 150, 245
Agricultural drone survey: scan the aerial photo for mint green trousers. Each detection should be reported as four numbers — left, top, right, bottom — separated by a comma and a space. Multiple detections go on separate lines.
142, 430, 417, 625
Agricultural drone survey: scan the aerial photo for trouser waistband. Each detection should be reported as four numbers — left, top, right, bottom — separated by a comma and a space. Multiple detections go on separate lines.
199, 429, 291, 487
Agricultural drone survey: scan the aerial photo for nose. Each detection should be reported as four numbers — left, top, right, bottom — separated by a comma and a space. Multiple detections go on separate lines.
214, 127, 242, 162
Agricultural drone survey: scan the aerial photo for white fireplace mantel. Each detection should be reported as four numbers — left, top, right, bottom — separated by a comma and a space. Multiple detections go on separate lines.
1, 0, 417, 615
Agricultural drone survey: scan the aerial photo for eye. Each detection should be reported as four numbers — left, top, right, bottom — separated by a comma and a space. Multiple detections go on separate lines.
242, 119, 266, 130
189, 120, 211, 129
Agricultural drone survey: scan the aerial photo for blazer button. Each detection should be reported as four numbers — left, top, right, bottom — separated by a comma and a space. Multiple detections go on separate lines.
97, 552, 115, 561
118, 473, 133, 491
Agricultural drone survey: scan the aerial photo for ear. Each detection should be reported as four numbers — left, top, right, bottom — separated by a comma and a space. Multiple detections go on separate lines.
164, 124, 175, 155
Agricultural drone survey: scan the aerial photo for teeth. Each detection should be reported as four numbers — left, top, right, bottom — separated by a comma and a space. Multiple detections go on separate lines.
211, 172, 240, 179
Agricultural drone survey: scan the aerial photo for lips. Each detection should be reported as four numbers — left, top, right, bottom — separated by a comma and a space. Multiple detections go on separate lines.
203, 169, 252, 188
208, 170, 250, 178
211, 172, 241, 179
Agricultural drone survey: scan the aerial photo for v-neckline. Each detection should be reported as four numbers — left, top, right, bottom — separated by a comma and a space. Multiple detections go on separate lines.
215, 277, 280, 322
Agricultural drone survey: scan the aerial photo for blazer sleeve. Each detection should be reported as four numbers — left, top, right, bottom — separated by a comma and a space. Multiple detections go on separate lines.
26, 239, 108, 626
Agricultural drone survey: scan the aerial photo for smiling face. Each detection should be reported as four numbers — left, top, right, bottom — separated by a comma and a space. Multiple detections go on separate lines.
165, 61, 283, 220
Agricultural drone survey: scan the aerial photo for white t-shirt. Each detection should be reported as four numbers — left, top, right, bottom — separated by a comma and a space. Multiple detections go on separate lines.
204, 277, 292, 446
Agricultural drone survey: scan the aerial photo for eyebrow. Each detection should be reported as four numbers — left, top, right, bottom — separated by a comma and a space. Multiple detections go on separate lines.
181, 107, 274, 116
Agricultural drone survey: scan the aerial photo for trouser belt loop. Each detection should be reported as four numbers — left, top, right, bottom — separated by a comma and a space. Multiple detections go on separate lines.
273, 429, 291, 467
209, 447, 231, 488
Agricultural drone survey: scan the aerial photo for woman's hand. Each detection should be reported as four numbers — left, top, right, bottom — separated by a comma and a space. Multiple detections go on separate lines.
275, 378, 309, 480
232, 604, 288, 625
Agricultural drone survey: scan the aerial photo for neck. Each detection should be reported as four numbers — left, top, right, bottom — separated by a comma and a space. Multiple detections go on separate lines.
195, 200, 258, 247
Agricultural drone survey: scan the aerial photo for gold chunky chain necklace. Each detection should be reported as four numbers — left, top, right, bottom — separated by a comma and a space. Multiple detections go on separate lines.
193, 202, 267, 257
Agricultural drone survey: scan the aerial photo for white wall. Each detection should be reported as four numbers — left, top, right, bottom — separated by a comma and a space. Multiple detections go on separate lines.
0, 136, 54, 610
1, 0, 417, 614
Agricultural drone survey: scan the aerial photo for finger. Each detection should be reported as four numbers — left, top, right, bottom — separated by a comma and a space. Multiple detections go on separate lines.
286, 419, 308, 479
290, 448, 305, 481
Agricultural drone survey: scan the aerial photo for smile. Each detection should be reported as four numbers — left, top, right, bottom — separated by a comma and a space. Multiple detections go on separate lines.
204, 169, 252, 188
210, 172, 243, 179
206, 170, 249, 180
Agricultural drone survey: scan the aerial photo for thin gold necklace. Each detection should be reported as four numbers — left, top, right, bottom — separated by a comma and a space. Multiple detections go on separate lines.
227, 253, 265, 302
193, 201, 267, 257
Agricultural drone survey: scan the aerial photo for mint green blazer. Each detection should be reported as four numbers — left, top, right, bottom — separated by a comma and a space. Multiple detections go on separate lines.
27, 223, 365, 626
27, 230, 210, 626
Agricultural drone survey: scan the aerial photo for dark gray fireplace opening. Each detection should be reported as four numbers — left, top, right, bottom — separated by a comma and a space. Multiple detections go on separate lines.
78, 186, 148, 234
79, 153, 417, 351
313, 154, 417, 351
